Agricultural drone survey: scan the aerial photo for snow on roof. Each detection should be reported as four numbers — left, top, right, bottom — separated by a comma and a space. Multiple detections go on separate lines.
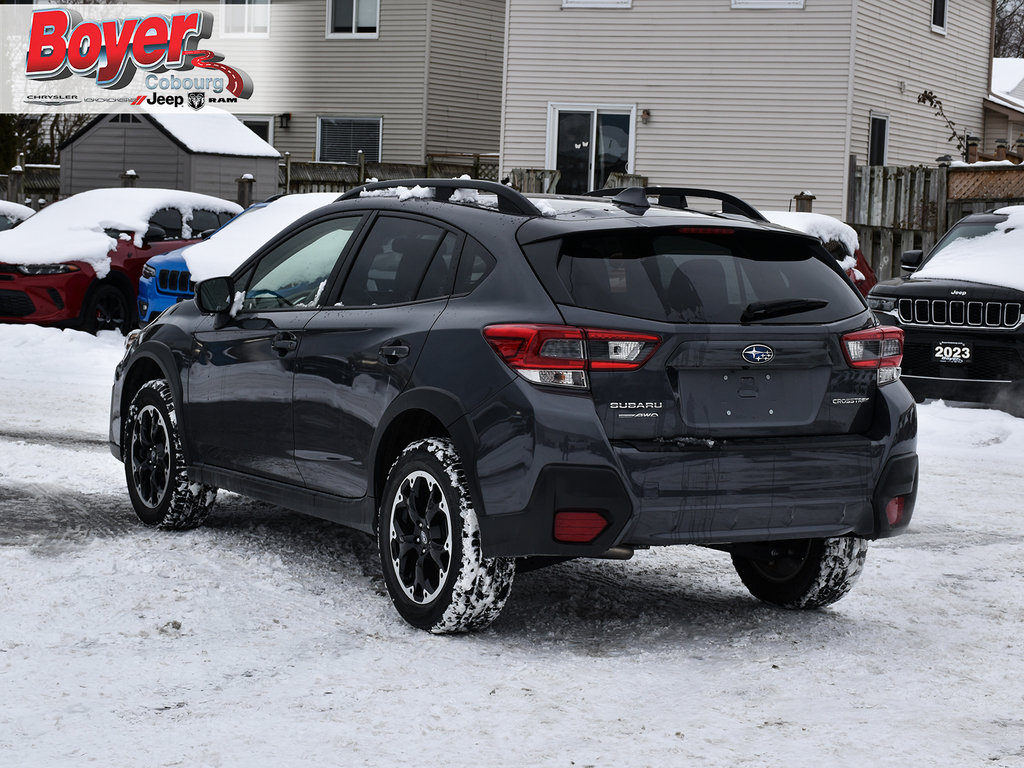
992, 58, 1024, 98
145, 107, 280, 158
184, 193, 339, 282
0, 188, 241, 278
762, 211, 860, 256
912, 205, 1024, 291
0, 200, 34, 223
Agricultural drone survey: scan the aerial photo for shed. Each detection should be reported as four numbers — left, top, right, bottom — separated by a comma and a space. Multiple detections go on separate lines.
59, 108, 280, 202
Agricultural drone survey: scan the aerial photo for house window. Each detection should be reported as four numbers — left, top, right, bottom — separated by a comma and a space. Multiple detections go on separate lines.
731, 0, 804, 7
240, 116, 274, 145
327, 0, 379, 38
222, 0, 270, 37
318, 117, 382, 163
547, 104, 635, 194
931, 0, 947, 32
869, 114, 889, 166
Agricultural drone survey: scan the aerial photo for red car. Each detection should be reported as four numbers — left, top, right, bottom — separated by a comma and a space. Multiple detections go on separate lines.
0, 188, 240, 333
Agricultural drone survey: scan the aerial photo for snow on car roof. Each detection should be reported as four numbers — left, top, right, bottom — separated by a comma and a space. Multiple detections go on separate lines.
913, 205, 1024, 291
146, 107, 280, 159
0, 188, 241, 278
184, 193, 340, 282
0, 200, 34, 222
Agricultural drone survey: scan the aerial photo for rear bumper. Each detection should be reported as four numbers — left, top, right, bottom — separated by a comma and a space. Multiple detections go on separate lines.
473, 380, 917, 558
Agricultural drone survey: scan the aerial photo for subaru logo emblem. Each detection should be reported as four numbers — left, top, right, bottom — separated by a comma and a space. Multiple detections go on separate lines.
742, 344, 774, 364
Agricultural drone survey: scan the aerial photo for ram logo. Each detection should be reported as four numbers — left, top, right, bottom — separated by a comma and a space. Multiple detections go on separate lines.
741, 344, 774, 364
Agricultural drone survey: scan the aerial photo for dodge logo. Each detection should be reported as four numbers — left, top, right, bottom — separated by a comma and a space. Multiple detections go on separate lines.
741, 344, 774, 364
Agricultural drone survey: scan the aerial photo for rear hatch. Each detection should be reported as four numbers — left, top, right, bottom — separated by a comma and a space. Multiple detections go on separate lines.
520, 223, 879, 441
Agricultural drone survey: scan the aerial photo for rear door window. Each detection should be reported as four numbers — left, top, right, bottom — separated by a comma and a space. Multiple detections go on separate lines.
554, 227, 865, 324
339, 216, 456, 306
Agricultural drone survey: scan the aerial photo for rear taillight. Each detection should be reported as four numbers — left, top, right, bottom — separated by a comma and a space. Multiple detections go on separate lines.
841, 326, 904, 385
483, 324, 660, 389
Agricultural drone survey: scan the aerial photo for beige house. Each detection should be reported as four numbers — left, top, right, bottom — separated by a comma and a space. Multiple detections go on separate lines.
500, 0, 995, 216
203, 0, 506, 166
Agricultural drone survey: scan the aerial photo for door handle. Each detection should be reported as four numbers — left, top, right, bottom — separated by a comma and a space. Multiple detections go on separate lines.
379, 343, 410, 362
272, 332, 298, 355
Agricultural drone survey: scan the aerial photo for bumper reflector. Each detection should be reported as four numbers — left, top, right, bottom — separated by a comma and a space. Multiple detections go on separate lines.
553, 510, 609, 543
885, 496, 906, 526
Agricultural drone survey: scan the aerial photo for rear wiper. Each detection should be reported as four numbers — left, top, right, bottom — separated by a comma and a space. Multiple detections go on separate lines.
740, 298, 828, 323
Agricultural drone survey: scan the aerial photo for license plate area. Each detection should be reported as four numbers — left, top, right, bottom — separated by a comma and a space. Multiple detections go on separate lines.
933, 341, 972, 365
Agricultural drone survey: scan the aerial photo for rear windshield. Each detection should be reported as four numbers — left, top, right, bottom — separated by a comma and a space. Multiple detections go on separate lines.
551, 227, 865, 324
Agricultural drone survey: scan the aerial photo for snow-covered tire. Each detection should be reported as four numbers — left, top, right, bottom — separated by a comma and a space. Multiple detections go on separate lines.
377, 438, 515, 633
124, 379, 217, 530
731, 536, 868, 609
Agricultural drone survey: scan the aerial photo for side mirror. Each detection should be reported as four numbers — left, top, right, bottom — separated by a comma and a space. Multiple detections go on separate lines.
196, 276, 235, 314
198, 228, 218, 240
143, 223, 167, 243
900, 249, 923, 272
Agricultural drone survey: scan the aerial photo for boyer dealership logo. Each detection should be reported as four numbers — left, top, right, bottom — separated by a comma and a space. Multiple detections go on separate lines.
24, 7, 253, 104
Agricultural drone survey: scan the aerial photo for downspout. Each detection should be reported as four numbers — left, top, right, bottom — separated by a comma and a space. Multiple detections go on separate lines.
421, 0, 432, 169
841, 0, 859, 221
498, 0, 512, 182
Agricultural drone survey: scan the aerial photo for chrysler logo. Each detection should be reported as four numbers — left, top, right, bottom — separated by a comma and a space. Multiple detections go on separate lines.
742, 344, 774, 364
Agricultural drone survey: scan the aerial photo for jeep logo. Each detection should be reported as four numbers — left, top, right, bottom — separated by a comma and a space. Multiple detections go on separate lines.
950, 290, 967, 296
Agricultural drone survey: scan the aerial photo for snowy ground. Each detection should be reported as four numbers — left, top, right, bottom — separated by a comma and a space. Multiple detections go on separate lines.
1, 324, 1022, 767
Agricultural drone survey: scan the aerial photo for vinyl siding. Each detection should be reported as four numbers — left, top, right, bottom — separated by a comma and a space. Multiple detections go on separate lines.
207, 0, 430, 163
502, 0, 856, 214
850, 0, 992, 166
60, 119, 185, 196
189, 155, 279, 201
425, 0, 505, 155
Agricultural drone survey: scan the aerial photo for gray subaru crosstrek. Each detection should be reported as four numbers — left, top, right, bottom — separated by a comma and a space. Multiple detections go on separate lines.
110, 180, 918, 633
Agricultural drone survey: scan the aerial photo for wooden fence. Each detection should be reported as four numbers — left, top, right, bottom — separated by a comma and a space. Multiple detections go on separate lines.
847, 160, 1024, 280
279, 152, 500, 195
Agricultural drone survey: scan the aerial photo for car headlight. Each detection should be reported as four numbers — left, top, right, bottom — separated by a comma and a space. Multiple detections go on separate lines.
867, 296, 897, 313
141, 263, 156, 279
16, 263, 79, 275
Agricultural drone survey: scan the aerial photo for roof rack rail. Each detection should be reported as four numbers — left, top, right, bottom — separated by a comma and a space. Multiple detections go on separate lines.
338, 178, 543, 217
586, 186, 767, 222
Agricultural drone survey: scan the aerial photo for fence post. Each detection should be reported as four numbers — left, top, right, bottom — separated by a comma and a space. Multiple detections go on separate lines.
284, 151, 292, 195
236, 173, 254, 208
7, 154, 24, 203
120, 169, 138, 188
793, 191, 815, 212
358, 150, 366, 183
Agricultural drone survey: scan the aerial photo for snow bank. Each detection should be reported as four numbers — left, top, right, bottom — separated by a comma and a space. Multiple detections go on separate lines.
913, 205, 1024, 290
146, 107, 280, 158
184, 193, 339, 282
0, 188, 240, 278
0, 324, 124, 440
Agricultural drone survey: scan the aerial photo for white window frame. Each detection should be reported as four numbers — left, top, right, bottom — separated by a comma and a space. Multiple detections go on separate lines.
931, 0, 948, 34
316, 116, 383, 163
731, 0, 804, 7
220, 0, 270, 39
326, 0, 380, 40
869, 112, 890, 167
545, 102, 637, 192
562, 0, 632, 8
239, 114, 275, 146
